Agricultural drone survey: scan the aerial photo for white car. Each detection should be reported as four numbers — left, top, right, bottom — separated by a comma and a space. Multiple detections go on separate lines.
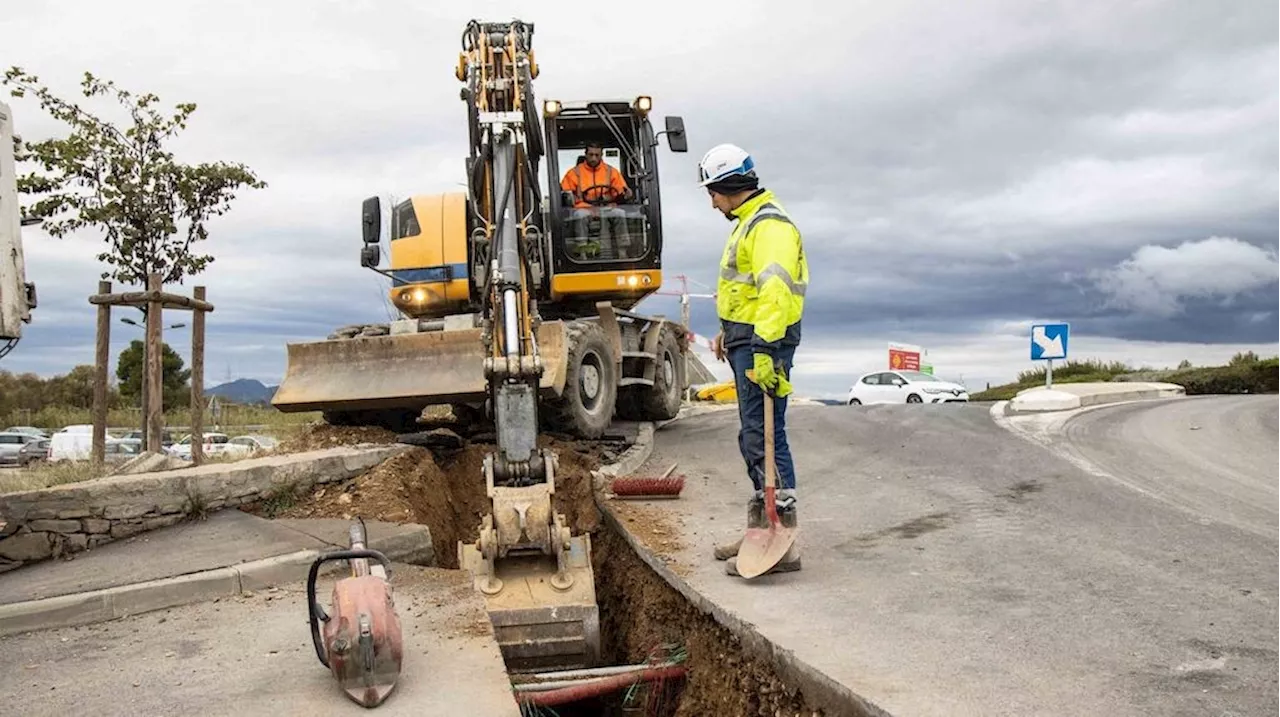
168, 432, 239, 460
169, 433, 278, 460
847, 370, 969, 405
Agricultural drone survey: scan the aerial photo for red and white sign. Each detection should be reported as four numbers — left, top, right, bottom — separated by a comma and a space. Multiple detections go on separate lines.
888, 343, 921, 371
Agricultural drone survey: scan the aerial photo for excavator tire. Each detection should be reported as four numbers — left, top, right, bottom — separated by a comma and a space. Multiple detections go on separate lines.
542, 320, 616, 439
616, 322, 684, 421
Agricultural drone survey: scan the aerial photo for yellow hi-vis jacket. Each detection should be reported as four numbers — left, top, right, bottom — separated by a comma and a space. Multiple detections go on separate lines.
716, 189, 808, 355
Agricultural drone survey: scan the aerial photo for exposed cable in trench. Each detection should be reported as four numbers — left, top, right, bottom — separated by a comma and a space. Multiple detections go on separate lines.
516, 664, 688, 708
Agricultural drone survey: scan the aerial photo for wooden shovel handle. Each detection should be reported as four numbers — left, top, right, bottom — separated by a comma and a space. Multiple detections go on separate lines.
748, 369, 781, 525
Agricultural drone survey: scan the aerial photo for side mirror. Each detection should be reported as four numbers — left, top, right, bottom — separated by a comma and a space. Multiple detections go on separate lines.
360, 244, 380, 268
664, 116, 687, 153
361, 196, 381, 244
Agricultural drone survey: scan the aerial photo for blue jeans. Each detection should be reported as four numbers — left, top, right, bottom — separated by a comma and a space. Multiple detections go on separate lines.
728, 344, 797, 495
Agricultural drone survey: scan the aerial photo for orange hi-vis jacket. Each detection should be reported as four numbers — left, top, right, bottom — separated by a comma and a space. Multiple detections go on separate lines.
561, 162, 628, 208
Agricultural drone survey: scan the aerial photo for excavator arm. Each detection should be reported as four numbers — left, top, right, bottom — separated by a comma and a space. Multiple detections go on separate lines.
456, 20, 601, 673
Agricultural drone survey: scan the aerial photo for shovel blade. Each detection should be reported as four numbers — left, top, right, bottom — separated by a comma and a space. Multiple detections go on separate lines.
734, 525, 796, 579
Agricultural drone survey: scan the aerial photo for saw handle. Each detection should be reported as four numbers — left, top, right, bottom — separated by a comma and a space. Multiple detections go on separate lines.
307, 548, 393, 668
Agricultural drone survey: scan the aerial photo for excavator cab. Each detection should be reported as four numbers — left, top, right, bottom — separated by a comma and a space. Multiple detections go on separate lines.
541, 98, 687, 313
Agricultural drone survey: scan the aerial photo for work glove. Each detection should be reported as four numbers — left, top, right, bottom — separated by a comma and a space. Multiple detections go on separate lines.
750, 353, 793, 398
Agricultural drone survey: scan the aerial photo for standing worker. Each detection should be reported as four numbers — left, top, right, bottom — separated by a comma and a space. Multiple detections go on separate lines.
699, 143, 808, 577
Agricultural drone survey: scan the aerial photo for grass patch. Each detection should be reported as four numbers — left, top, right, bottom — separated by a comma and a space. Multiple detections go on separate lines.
0, 460, 109, 494
972, 359, 1139, 401
256, 485, 300, 518
0, 405, 322, 440
972, 354, 1279, 401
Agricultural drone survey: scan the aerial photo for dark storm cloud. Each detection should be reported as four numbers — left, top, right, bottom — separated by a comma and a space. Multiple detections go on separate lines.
2, 0, 1276, 385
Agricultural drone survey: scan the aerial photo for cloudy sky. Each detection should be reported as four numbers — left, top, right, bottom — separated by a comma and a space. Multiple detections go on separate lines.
2, 0, 1276, 399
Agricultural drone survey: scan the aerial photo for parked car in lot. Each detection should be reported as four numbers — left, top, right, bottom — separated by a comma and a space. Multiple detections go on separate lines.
118, 430, 176, 449
228, 435, 279, 454
0, 431, 41, 465
18, 438, 51, 466
5, 426, 48, 439
49, 425, 94, 462
104, 439, 142, 464
847, 370, 970, 405
168, 432, 241, 460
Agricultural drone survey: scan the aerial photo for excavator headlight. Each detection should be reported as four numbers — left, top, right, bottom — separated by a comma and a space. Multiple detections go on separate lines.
634, 96, 652, 115
543, 99, 561, 118
627, 275, 640, 288
412, 288, 428, 303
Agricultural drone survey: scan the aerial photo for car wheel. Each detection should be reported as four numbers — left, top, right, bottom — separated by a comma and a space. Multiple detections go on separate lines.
906, 394, 923, 404
848, 398, 862, 405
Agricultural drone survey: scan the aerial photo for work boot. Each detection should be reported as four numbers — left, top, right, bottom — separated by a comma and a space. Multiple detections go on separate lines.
713, 497, 765, 560
725, 507, 801, 577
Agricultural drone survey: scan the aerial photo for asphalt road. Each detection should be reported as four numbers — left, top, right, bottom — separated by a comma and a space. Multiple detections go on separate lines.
623, 400, 1278, 717
1053, 395, 1278, 539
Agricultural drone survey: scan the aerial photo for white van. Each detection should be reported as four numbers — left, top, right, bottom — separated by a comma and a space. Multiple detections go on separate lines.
49, 425, 94, 462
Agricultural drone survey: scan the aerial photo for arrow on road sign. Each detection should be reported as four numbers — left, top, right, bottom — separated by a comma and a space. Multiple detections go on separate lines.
1031, 324, 1067, 360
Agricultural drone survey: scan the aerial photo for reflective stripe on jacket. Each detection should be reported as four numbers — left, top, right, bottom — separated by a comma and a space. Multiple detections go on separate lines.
716, 188, 808, 355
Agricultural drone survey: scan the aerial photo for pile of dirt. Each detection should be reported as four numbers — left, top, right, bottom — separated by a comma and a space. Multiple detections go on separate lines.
605, 498, 689, 567
278, 424, 398, 453
266, 437, 605, 569
593, 526, 823, 717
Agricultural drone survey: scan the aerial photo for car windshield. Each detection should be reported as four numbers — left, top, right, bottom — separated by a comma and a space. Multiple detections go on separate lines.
900, 371, 940, 382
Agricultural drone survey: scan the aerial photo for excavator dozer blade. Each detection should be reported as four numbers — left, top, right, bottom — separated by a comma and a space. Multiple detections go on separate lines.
459, 535, 601, 674
271, 323, 568, 414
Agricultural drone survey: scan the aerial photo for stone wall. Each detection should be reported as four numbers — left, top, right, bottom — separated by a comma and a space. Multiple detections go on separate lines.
0, 444, 407, 573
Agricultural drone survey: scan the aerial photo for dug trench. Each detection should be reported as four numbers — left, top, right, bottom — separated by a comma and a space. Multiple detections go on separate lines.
248, 427, 830, 717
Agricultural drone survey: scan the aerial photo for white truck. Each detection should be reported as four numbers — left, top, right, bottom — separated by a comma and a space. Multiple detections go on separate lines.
0, 100, 37, 358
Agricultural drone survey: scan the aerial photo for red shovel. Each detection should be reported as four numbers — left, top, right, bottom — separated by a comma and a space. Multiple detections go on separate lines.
735, 376, 797, 579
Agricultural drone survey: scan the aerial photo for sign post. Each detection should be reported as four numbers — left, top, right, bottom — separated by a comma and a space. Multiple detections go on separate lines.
1030, 323, 1069, 388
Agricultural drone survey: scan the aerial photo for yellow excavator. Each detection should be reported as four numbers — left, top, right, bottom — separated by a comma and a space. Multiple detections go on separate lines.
271, 19, 689, 673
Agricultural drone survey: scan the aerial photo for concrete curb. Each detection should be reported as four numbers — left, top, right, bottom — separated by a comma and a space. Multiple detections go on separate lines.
1005, 383, 1186, 414
0, 525, 432, 637
591, 421, 655, 490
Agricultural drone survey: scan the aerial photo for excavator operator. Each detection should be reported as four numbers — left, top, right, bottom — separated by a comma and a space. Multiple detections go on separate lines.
560, 141, 634, 259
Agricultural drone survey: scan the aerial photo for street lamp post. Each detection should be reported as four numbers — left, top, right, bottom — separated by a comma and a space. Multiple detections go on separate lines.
120, 311, 186, 451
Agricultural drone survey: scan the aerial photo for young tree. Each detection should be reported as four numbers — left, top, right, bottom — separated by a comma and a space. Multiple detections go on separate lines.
3, 67, 266, 286
117, 340, 191, 410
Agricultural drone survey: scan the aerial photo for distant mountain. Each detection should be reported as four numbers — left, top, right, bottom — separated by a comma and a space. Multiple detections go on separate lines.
205, 378, 278, 405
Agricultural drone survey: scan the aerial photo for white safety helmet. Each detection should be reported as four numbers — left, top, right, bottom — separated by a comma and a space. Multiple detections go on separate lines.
697, 143, 756, 187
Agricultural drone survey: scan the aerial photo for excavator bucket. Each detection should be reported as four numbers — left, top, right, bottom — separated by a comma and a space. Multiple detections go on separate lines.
461, 536, 601, 673
271, 323, 569, 414
459, 481, 601, 674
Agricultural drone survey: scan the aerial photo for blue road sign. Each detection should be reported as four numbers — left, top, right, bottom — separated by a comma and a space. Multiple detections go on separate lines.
1030, 323, 1069, 361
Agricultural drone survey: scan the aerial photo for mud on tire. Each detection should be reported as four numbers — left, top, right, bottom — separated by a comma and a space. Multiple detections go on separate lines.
543, 320, 617, 439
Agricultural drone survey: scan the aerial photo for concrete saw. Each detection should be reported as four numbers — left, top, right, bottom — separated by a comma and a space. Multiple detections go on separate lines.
307, 519, 405, 707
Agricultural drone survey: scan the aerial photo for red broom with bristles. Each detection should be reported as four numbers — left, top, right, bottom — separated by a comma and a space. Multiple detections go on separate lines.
610, 463, 685, 499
